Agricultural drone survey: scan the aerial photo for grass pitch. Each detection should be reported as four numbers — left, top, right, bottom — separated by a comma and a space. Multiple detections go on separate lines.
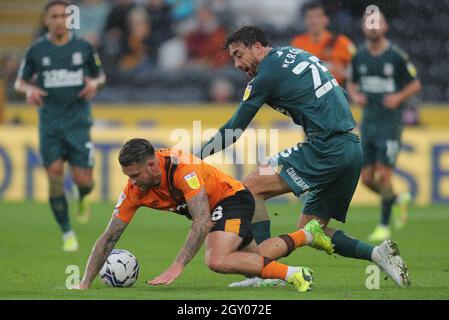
0, 201, 448, 300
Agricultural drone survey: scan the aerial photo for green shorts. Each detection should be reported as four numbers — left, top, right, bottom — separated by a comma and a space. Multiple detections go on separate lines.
39, 125, 94, 168
361, 124, 403, 167
269, 133, 362, 223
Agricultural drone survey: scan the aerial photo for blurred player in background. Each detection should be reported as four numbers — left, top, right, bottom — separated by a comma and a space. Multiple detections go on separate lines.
199, 26, 410, 288
347, 11, 421, 242
78, 139, 336, 292
14, 1, 105, 251
291, 2, 356, 85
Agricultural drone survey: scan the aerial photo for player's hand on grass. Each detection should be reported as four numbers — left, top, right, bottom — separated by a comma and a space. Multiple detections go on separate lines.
26, 86, 47, 107
147, 262, 184, 285
384, 93, 403, 109
78, 280, 90, 289
72, 280, 90, 290
78, 77, 99, 100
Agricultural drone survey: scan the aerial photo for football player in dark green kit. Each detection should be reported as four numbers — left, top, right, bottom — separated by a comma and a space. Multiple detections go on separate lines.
15, 1, 105, 251
199, 26, 410, 288
347, 12, 421, 242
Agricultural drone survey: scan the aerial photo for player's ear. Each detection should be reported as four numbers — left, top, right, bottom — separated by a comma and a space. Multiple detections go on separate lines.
146, 157, 157, 170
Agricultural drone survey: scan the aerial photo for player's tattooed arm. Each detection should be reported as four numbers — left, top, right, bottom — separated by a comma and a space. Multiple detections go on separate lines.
80, 216, 128, 288
176, 187, 213, 266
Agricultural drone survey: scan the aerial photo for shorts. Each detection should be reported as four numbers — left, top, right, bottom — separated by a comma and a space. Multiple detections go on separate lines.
361, 124, 403, 167
210, 189, 255, 249
269, 133, 363, 223
39, 124, 94, 168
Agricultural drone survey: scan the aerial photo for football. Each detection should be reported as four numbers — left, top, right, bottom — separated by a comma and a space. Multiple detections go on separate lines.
99, 249, 140, 288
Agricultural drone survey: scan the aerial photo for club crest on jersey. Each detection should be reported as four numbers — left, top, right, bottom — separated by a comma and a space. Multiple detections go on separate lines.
383, 63, 394, 76
184, 172, 200, 189
72, 52, 83, 65
243, 84, 252, 101
359, 64, 367, 74
42, 57, 51, 66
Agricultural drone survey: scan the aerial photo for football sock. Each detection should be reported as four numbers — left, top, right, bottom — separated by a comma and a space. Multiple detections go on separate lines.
331, 230, 375, 261
78, 183, 94, 201
381, 195, 397, 226
251, 220, 271, 244
260, 257, 289, 280
278, 230, 309, 256
49, 195, 71, 233
63, 230, 76, 240
288, 229, 309, 247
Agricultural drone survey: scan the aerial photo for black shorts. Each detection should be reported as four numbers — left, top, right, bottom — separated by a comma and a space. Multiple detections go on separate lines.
210, 189, 255, 249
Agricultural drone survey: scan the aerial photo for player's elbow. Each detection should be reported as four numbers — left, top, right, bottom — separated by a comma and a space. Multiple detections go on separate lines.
13, 78, 22, 92
414, 80, 422, 94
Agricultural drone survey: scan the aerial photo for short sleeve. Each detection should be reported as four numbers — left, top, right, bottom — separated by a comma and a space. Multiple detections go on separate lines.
85, 42, 102, 77
348, 55, 360, 84
172, 164, 205, 201
395, 50, 417, 87
17, 46, 36, 81
113, 182, 141, 224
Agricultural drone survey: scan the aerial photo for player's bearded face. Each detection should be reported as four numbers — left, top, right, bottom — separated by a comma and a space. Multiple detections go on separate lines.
229, 43, 258, 77
45, 5, 69, 38
122, 161, 161, 191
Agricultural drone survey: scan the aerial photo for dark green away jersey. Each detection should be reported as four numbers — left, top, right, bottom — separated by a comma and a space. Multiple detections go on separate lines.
349, 41, 417, 127
201, 46, 357, 156
18, 33, 102, 128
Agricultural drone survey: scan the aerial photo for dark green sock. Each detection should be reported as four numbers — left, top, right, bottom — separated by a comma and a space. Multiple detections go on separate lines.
49, 195, 71, 233
78, 183, 94, 201
331, 230, 375, 261
381, 195, 396, 226
251, 220, 271, 244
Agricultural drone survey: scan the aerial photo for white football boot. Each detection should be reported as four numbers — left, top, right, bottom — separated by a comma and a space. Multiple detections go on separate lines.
228, 277, 286, 287
372, 240, 410, 287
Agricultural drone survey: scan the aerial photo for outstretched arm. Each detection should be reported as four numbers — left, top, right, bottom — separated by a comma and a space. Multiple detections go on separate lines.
148, 187, 213, 285
200, 103, 259, 158
79, 216, 128, 289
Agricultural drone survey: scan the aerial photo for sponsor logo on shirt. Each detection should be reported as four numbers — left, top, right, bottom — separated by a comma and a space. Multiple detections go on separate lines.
43, 69, 83, 88
361, 76, 395, 93
184, 172, 200, 189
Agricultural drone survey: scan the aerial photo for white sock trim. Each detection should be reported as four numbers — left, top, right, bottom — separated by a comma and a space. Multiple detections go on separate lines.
285, 266, 300, 280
